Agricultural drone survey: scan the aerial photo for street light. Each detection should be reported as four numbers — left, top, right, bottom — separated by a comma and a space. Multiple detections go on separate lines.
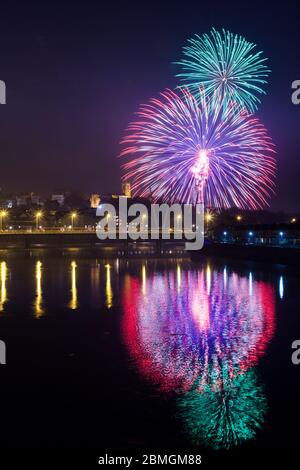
205, 212, 214, 238
35, 211, 42, 230
71, 212, 77, 229
0, 210, 7, 231
236, 215, 242, 222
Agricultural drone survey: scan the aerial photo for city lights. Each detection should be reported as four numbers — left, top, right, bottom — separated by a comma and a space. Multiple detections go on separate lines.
205, 212, 213, 222
71, 212, 77, 229
0, 210, 7, 231
35, 211, 42, 230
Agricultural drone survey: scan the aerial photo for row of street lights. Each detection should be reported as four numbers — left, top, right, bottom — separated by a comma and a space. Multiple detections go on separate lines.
0, 210, 78, 231
205, 213, 242, 224
206, 212, 297, 224
36, 211, 78, 230
35, 211, 78, 230
0, 209, 298, 231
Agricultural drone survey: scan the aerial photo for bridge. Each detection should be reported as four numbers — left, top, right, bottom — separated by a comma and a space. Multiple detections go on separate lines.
0, 229, 190, 255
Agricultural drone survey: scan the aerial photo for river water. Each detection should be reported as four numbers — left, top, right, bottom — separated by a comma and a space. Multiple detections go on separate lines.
0, 251, 299, 463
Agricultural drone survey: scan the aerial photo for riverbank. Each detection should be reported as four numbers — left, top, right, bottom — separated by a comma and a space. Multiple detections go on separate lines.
1, 232, 300, 266
194, 242, 300, 267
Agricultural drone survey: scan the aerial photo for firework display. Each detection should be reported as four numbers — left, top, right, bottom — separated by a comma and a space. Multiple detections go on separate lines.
176, 28, 270, 113
118, 26, 279, 453
121, 88, 276, 208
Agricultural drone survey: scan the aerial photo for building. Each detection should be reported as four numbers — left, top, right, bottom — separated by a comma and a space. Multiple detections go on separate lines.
16, 193, 43, 207
90, 194, 101, 208
0, 198, 13, 209
30, 193, 42, 205
51, 194, 65, 206
16, 194, 29, 206
122, 182, 131, 198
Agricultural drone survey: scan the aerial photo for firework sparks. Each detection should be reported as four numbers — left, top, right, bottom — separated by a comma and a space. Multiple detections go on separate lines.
121, 88, 276, 209
176, 28, 270, 112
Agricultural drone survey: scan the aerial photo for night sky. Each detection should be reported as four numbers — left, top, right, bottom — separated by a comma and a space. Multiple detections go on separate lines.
0, 0, 299, 211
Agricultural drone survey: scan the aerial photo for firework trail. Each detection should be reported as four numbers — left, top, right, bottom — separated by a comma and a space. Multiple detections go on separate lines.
176, 28, 270, 112
121, 88, 276, 209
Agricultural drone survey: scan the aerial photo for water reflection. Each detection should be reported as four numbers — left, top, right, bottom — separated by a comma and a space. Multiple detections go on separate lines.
177, 368, 266, 450
105, 264, 113, 308
177, 264, 181, 292
249, 271, 253, 296
0, 261, 7, 311
122, 264, 275, 449
0, 256, 279, 448
279, 276, 284, 299
206, 264, 211, 294
90, 262, 100, 299
69, 261, 78, 310
35, 260, 43, 317
142, 265, 146, 295
223, 266, 227, 287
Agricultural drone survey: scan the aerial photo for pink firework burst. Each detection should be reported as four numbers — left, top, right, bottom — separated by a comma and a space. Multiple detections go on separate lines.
120, 88, 276, 209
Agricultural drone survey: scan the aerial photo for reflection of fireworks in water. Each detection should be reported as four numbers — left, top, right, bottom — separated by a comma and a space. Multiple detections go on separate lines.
122, 263, 275, 449
177, 368, 267, 450
122, 265, 275, 393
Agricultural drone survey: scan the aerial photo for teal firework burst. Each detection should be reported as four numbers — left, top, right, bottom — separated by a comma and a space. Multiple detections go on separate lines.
176, 28, 270, 112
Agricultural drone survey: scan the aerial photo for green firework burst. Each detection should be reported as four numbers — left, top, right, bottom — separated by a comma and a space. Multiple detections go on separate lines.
176, 28, 270, 112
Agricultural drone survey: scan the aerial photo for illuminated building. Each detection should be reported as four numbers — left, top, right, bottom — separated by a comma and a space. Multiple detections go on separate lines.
90, 194, 101, 208
122, 182, 131, 198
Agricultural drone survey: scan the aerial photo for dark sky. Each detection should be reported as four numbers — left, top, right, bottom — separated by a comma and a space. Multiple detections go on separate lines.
0, 0, 299, 211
